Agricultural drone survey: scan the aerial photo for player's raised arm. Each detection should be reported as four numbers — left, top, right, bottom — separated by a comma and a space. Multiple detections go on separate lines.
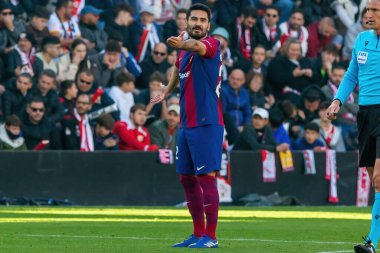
167, 32, 207, 56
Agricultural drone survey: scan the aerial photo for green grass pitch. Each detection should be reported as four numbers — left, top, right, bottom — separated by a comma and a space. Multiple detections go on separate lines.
0, 206, 374, 253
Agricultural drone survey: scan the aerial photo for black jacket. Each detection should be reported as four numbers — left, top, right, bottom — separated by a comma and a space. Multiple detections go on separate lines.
5, 49, 43, 81
136, 57, 170, 90
31, 89, 64, 123
20, 112, 61, 150
233, 124, 277, 151
61, 114, 81, 150
2, 89, 32, 117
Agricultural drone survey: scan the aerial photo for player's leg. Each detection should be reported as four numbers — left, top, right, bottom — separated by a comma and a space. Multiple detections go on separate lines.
355, 108, 377, 253
186, 125, 224, 248
172, 128, 204, 247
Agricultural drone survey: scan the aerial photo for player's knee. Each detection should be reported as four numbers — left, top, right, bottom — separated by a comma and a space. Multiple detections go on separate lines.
180, 174, 197, 188
373, 174, 380, 191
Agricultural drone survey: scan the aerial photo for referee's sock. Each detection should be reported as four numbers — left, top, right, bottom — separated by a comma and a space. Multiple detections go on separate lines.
369, 192, 380, 248
199, 175, 219, 240
180, 175, 205, 237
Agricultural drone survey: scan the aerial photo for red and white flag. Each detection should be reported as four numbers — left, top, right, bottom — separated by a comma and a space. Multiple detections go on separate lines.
262, 150, 276, 182
356, 167, 371, 207
303, 150, 316, 175
326, 150, 339, 203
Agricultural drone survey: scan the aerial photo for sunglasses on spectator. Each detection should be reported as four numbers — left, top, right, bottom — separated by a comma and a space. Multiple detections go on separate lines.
30, 107, 44, 112
1, 11, 13, 16
266, 14, 278, 18
153, 51, 166, 56
80, 79, 92, 85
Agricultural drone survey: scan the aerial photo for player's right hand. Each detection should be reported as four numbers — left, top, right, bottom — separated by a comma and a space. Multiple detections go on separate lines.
326, 100, 341, 120
167, 31, 186, 49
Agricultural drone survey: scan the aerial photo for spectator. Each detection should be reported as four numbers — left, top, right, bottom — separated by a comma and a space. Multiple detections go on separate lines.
163, 8, 187, 40
256, 5, 281, 59
104, 33, 142, 79
246, 72, 271, 110
230, 6, 261, 61
108, 71, 136, 126
300, 84, 325, 123
48, 0, 81, 50
306, 17, 339, 58
221, 69, 251, 132
330, 0, 359, 33
59, 80, 78, 116
91, 40, 125, 88
94, 113, 118, 151
135, 71, 167, 126
269, 107, 291, 146
278, 99, 306, 141
279, 9, 309, 57
233, 108, 290, 152
61, 93, 94, 151
300, 0, 332, 26
31, 70, 63, 123
136, 42, 170, 90
148, 104, 180, 151
267, 38, 317, 107
292, 122, 325, 150
75, 69, 119, 123
321, 64, 358, 126
0, 1, 26, 55
211, 27, 243, 84
3, 73, 33, 118
155, 0, 191, 25
113, 103, 158, 151
312, 101, 346, 152
79, 5, 108, 55
312, 44, 340, 86
58, 38, 95, 82
20, 97, 60, 150
129, 6, 163, 63
167, 48, 178, 66
26, 6, 51, 51
0, 114, 27, 150
36, 36, 61, 74
5, 32, 43, 82
342, 8, 371, 61
104, 4, 134, 50
252, 0, 294, 23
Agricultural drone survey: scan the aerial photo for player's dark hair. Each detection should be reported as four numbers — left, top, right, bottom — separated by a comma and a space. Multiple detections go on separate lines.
130, 103, 146, 114
241, 6, 258, 19
116, 71, 135, 87
186, 3, 211, 22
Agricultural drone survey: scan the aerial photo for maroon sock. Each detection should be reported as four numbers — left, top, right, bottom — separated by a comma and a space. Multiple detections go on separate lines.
198, 175, 219, 240
179, 175, 205, 237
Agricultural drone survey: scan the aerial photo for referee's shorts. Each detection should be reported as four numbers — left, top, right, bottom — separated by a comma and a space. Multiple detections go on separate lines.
358, 104, 380, 167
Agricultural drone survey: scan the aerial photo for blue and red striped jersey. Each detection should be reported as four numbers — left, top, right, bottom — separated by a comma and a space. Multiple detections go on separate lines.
175, 36, 224, 128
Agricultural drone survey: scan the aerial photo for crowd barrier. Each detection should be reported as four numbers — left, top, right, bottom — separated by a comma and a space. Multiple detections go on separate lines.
0, 151, 371, 205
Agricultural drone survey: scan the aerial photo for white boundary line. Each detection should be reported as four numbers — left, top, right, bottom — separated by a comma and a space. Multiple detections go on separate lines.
316, 251, 352, 253
19, 234, 354, 245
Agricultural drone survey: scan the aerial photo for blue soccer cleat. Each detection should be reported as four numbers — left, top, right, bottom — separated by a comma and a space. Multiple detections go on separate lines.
188, 235, 218, 248
172, 234, 200, 247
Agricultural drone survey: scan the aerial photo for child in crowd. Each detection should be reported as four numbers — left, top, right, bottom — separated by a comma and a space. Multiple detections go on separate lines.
292, 122, 325, 150
246, 72, 270, 110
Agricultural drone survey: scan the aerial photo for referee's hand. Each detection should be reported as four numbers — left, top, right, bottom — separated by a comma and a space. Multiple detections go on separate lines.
326, 100, 341, 121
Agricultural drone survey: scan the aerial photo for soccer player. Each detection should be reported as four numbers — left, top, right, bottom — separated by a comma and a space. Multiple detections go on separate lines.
150, 3, 223, 249
326, 1, 380, 252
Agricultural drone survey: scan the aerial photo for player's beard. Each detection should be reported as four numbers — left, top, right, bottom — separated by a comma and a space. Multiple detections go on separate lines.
187, 25, 207, 40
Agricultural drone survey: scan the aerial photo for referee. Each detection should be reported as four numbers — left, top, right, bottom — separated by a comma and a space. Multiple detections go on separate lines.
327, 1, 380, 252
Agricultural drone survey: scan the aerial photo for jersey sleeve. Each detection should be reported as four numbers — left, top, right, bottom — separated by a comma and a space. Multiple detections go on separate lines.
200, 37, 219, 58
335, 33, 360, 104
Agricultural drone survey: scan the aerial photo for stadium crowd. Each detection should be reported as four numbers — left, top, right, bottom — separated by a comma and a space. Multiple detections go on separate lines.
0, 0, 362, 152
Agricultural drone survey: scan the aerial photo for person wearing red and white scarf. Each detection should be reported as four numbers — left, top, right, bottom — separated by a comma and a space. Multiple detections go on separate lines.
62, 94, 94, 151
257, 7, 281, 59
279, 9, 309, 56
313, 101, 346, 152
235, 7, 260, 60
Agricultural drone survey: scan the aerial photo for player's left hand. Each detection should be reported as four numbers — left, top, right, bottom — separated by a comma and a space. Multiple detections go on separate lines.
167, 31, 186, 49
